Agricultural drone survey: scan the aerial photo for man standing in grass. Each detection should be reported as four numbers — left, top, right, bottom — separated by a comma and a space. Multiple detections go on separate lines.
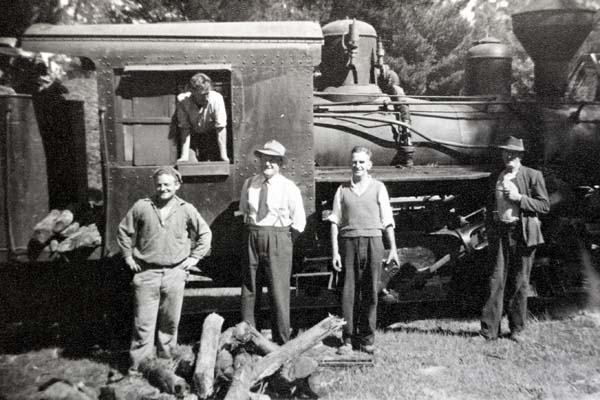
117, 166, 212, 374
329, 146, 399, 354
480, 136, 549, 342
239, 140, 306, 344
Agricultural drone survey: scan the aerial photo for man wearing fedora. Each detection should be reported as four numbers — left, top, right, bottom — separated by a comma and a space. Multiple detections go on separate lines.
480, 136, 549, 342
239, 140, 306, 344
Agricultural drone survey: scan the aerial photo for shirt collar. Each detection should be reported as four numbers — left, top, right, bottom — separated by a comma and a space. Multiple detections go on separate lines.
350, 174, 371, 188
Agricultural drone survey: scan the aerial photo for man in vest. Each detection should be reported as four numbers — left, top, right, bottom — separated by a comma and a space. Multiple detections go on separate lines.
329, 146, 399, 354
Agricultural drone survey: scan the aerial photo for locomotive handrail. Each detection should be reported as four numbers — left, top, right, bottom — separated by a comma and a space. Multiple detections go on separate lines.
314, 91, 499, 100
98, 106, 108, 257
2, 104, 16, 258
313, 113, 491, 149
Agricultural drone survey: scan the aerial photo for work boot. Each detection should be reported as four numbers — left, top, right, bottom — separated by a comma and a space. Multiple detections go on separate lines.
336, 343, 353, 355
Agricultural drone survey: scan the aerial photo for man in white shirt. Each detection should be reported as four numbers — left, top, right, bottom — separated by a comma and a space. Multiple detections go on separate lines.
239, 140, 306, 344
176, 73, 228, 162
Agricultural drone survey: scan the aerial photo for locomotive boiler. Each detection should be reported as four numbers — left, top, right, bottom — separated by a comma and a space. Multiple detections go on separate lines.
2, 0, 600, 328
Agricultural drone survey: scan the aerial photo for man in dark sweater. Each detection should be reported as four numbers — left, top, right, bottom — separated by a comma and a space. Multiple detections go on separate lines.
117, 166, 212, 374
329, 146, 399, 354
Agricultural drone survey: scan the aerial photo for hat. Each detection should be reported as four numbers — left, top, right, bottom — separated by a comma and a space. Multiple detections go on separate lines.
152, 166, 182, 183
254, 140, 287, 158
497, 136, 525, 152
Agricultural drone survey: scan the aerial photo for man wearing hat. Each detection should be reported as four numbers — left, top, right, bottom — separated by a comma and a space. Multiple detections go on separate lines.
117, 166, 212, 374
480, 136, 549, 342
239, 140, 306, 344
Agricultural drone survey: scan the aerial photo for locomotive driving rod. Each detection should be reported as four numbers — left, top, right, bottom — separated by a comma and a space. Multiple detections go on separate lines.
313, 113, 490, 150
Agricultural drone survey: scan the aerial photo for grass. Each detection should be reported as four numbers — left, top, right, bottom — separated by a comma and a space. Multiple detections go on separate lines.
326, 311, 600, 400
1, 305, 599, 400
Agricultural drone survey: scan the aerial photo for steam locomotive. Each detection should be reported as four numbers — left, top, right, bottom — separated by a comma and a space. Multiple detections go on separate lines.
1, 2, 599, 327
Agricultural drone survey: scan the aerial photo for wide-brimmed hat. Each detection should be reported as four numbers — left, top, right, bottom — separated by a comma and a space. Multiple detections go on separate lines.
497, 136, 525, 152
254, 140, 287, 158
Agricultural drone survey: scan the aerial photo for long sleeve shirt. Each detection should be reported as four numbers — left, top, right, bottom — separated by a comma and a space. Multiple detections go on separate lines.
239, 173, 306, 232
117, 196, 212, 266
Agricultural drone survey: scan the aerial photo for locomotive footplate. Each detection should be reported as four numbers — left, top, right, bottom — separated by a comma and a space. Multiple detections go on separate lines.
315, 165, 491, 183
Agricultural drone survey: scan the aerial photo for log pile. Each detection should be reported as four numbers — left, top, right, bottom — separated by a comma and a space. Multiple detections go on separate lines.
99, 313, 345, 400
30, 208, 102, 259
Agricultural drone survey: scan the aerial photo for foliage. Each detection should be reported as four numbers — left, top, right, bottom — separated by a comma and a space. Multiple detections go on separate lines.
4, 0, 600, 98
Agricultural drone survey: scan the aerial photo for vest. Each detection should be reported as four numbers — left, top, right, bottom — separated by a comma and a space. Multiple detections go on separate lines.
339, 180, 384, 237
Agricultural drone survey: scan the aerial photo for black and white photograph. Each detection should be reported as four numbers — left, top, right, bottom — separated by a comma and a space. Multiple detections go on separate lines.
1, 0, 600, 399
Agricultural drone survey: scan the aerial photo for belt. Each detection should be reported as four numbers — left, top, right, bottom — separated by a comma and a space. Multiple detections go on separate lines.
246, 225, 291, 232
138, 259, 184, 269
494, 220, 519, 228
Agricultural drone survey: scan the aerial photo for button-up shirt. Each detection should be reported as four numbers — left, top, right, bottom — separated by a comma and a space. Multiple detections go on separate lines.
176, 90, 227, 134
117, 195, 212, 266
239, 173, 306, 232
495, 168, 521, 223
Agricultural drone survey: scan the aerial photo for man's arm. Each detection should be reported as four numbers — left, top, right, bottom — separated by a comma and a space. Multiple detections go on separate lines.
289, 183, 306, 233
519, 169, 550, 215
328, 186, 343, 271
188, 207, 213, 261
176, 94, 192, 162
117, 204, 141, 272
378, 183, 399, 265
330, 222, 342, 272
178, 132, 192, 162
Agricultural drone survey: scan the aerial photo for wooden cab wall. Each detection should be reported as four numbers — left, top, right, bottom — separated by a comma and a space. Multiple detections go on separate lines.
22, 21, 323, 259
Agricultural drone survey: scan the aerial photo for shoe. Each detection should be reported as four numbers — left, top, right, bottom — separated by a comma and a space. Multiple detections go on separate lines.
509, 331, 528, 343
336, 343, 353, 355
359, 344, 375, 355
478, 330, 498, 341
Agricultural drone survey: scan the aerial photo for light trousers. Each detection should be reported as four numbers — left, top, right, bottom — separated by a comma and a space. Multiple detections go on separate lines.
130, 267, 187, 370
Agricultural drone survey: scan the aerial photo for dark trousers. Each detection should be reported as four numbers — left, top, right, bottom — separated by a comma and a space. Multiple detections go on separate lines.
481, 222, 536, 338
241, 225, 292, 344
341, 236, 383, 346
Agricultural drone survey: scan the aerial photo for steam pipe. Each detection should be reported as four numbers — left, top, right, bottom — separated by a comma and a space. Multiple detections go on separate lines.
314, 113, 492, 149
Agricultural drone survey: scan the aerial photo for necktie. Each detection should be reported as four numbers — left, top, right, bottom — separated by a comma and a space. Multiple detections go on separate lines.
256, 179, 269, 222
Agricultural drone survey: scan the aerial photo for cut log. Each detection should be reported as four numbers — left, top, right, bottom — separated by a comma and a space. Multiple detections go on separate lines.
215, 349, 234, 381
218, 327, 235, 350
233, 352, 253, 371
99, 376, 161, 400
49, 239, 59, 253
173, 345, 196, 382
194, 313, 224, 399
248, 393, 270, 400
59, 221, 80, 238
35, 379, 94, 400
223, 315, 345, 400
139, 358, 190, 397
279, 356, 318, 383
244, 324, 279, 355
32, 209, 61, 244
53, 209, 74, 233
57, 224, 101, 253
304, 367, 337, 397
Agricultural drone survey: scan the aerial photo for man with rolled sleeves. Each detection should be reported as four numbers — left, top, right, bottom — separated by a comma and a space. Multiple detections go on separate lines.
480, 136, 549, 342
239, 140, 306, 344
117, 166, 212, 374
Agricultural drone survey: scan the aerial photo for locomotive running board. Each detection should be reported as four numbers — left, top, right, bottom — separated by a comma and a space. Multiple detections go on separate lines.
315, 165, 491, 183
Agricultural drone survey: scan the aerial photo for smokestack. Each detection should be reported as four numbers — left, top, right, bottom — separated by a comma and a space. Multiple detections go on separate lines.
512, 0, 595, 99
